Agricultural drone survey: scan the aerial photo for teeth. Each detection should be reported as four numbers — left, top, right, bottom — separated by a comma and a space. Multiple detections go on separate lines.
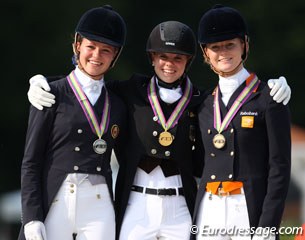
219, 58, 231, 62
89, 60, 101, 65
164, 69, 174, 73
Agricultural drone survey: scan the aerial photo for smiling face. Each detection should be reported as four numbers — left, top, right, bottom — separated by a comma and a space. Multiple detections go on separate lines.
204, 38, 247, 76
151, 52, 190, 83
76, 38, 118, 80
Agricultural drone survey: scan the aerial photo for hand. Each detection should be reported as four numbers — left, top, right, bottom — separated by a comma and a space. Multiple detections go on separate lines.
24, 221, 47, 240
28, 74, 55, 110
267, 76, 291, 105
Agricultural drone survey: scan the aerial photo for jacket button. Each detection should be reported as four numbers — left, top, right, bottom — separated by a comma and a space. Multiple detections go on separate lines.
165, 151, 170, 156
208, 129, 211, 134
77, 129, 83, 134
228, 174, 233, 179
74, 166, 79, 171
151, 149, 157, 154
96, 166, 102, 172
153, 131, 158, 136
74, 147, 80, 152
153, 116, 158, 121
230, 128, 234, 134
210, 153, 216, 157
230, 151, 234, 156
211, 175, 216, 180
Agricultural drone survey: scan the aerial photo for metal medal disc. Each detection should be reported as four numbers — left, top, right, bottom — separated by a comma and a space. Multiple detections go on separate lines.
159, 131, 174, 146
93, 139, 107, 154
213, 133, 226, 149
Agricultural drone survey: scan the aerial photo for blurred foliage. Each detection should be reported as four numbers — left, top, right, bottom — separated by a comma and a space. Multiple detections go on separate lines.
1, 0, 305, 195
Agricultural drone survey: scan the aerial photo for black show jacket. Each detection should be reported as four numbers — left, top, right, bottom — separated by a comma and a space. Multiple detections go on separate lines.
193, 80, 291, 239
19, 77, 127, 240
109, 74, 205, 238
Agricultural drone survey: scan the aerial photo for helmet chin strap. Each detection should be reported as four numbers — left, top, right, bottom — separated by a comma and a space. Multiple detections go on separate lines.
210, 60, 244, 77
156, 73, 186, 89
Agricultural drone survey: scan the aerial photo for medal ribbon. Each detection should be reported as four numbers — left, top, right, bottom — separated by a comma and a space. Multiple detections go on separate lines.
67, 71, 110, 139
148, 76, 193, 131
214, 73, 260, 133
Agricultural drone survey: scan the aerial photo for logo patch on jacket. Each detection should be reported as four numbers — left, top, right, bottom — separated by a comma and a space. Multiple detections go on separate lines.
111, 125, 119, 139
241, 116, 254, 128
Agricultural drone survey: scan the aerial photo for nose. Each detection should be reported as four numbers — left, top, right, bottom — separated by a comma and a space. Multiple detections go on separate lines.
165, 60, 174, 66
93, 48, 101, 58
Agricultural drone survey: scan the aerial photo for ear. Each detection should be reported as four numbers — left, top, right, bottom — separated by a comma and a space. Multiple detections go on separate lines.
150, 52, 156, 66
76, 41, 81, 52
200, 45, 210, 64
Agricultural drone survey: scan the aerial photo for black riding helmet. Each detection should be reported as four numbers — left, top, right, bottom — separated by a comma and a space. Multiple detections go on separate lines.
198, 4, 248, 62
146, 21, 197, 73
74, 5, 126, 67
198, 4, 248, 44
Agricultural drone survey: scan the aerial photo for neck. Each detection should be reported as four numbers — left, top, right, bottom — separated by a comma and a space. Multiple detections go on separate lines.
156, 74, 185, 89
218, 68, 250, 106
75, 66, 104, 82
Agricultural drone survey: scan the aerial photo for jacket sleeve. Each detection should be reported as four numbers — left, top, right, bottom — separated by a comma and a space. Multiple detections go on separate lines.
113, 103, 128, 166
192, 116, 205, 178
21, 88, 57, 224
258, 89, 291, 228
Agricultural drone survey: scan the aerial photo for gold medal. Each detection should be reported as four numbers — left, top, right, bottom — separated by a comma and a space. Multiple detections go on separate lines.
159, 131, 174, 146
213, 133, 226, 149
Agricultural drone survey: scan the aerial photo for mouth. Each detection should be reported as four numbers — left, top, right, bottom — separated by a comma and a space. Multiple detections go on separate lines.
218, 57, 232, 63
162, 69, 175, 74
88, 60, 102, 66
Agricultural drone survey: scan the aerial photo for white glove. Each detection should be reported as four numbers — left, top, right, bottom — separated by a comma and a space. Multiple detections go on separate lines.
28, 74, 55, 110
267, 76, 291, 105
24, 220, 47, 240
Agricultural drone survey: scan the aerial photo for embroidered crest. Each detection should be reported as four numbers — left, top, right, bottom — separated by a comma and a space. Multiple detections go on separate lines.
111, 125, 120, 139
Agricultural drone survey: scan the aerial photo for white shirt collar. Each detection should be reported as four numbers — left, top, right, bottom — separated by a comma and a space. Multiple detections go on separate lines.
74, 66, 104, 89
156, 79, 183, 104
218, 68, 250, 106
74, 67, 104, 105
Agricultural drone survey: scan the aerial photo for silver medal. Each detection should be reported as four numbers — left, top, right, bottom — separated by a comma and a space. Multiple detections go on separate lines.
93, 139, 107, 154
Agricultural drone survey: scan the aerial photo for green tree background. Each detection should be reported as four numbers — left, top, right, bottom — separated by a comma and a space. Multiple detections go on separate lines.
1, 0, 304, 225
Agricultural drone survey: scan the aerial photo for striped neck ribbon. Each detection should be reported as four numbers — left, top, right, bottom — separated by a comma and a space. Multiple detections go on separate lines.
148, 76, 193, 131
214, 73, 260, 133
67, 71, 110, 139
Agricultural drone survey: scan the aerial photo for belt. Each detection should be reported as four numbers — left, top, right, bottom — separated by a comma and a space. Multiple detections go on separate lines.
131, 185, 184, 196
207, 187, 242, 197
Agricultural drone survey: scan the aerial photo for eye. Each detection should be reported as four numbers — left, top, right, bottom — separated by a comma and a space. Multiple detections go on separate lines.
174, 56, 183, 62
86, 45, 95, 50
159, 54, 167, 60
225, 43, 236, 50
102, 48, 111, 53
210, 45, 220, 51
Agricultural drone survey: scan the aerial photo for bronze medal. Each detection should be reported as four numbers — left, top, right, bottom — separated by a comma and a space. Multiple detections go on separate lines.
159, 131, 174, 146
93, 139, 107, 154
213, 133, 226, 149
